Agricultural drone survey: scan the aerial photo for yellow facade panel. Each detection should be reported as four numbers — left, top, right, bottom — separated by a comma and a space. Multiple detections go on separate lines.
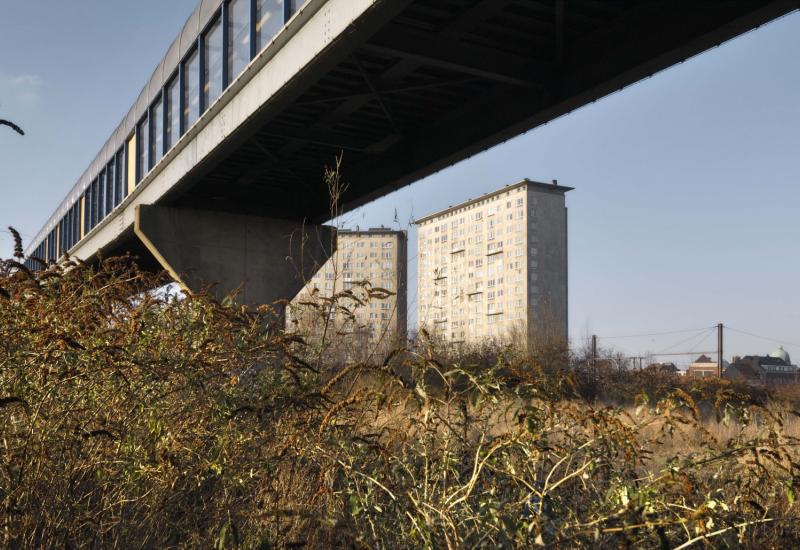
127, 134, 136, 195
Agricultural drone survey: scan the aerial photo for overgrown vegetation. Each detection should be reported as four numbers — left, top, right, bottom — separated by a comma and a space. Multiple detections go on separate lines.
1, 232, 799, 548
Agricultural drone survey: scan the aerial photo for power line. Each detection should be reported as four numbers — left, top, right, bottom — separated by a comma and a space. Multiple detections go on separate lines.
653, 327, 715, 355
580, 326, 717, 340
725, 326, 800, 350
648, 351, 716, 357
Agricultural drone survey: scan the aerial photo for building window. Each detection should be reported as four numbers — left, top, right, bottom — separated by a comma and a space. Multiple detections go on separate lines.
97, 170, 106, 222
91, 178, 100, 228
228, 0, 251, 80
203, 17, 224, 109
106, 160, 115, 214
73, 204, 79, 246
83, 190, 91, 234
256, 0, 285, 51
165, 75, 181, 150
137, 115, 149, 183
63, 211, 69, 252
183, 48, 200, 130
151, 95, 164, 167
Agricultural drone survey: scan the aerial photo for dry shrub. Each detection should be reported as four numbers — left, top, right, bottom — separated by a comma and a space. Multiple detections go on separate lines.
1, 242, 799, 548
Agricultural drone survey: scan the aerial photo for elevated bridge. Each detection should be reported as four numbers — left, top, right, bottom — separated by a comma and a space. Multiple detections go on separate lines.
25, 0, 798, 304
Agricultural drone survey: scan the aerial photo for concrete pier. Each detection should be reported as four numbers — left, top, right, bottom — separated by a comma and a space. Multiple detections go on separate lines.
135, 204, 335, 307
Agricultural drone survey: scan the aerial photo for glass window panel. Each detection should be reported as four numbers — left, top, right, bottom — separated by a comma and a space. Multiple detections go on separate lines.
166, 76, 181, 149
137, 116, 149, 183
290, 0, 308, 13
228, 0, 251, 80
256, 0, 285, 51
95, 178, 101, 224
183, 49, 200, 129
95, 177, 101, 224
116, 150, 125, 204
91, 179, 99, 228
151, 97, 164, 166
72, 204, 78, 246
85, 187, 90, 231
83, 191, 90, 234
106, 161, 115, 214
95, 177, 100, 225
203, 18, 223, 109
88, 180, 94, 228
98, 170, 106, 221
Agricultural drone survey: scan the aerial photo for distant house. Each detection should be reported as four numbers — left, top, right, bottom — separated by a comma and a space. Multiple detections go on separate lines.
723, 361, 763, 385
687, 355, 720, 378
723, 347, 798, 387
646, 362, 679, 374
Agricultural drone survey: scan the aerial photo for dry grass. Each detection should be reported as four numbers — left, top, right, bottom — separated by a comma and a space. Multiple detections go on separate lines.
1, 233, 799, 548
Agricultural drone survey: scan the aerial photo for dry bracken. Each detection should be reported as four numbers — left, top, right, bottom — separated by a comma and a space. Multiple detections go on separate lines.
0, 242, 798, 548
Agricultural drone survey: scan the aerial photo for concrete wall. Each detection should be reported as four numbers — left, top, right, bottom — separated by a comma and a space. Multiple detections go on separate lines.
527, 185, 570, 341
136, 205, 335, 307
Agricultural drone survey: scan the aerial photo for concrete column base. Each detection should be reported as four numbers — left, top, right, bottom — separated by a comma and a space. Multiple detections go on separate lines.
134, 205, 335, 308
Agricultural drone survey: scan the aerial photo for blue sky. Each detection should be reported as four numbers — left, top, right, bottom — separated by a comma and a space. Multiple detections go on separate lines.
1, 3, 799, 365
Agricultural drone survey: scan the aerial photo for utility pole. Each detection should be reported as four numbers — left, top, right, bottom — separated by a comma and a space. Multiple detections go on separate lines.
591, 334, 598, 382
717, 323, 724, 378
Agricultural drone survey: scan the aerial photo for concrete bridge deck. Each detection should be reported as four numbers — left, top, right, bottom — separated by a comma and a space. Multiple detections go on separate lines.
25, 0, 798, 304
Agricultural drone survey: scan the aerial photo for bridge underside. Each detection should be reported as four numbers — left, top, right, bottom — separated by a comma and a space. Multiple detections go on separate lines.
149, 0, 795, 225
93, 0, 796, 299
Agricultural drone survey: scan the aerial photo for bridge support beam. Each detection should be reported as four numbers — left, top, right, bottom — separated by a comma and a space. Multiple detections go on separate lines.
134, 205, 335, 308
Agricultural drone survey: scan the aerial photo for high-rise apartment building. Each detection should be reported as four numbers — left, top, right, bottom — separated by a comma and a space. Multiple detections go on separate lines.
416, 179, 571, 347
287, 228, 408, 359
